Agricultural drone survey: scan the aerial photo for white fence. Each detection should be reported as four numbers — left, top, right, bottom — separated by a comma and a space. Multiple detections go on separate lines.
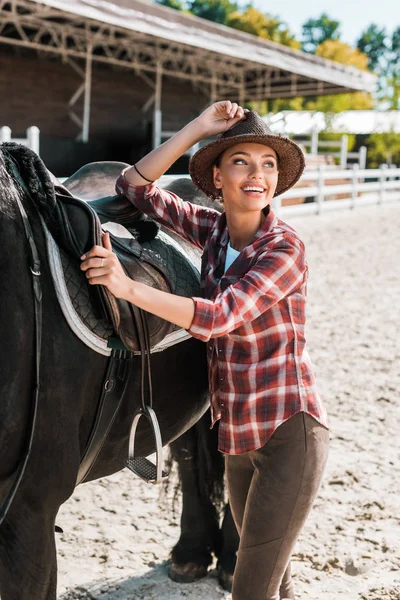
0, 126, 40, 154
276, 164, 400, 217
159, 164, 400, 218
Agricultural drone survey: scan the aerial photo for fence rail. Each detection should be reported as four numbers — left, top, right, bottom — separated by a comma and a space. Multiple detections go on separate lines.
159, 164, 400, 217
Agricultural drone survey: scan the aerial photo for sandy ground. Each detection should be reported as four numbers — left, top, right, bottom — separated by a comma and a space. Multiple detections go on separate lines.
57, 202, 400, 600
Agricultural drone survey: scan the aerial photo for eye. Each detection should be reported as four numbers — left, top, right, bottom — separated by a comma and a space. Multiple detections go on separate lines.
264, 160, 276, 168
233, 158, 247, 165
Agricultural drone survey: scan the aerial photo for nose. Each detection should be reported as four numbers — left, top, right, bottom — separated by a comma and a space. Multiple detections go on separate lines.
249, 164, 263, 179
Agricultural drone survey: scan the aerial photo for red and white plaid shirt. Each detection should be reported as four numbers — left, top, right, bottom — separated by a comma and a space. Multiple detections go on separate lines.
116, 172, 328, 454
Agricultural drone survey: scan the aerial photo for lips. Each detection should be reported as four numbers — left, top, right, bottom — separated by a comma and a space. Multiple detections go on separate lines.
242, 186, 266, 194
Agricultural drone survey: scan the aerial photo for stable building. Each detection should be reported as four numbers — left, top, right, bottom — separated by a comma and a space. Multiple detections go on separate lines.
0, 0, 377, 174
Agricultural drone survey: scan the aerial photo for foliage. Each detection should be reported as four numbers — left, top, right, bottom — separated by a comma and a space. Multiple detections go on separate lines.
315, 39, 369, 71
188, 0, 237, 24
365, 132, 400, 167
356, 24, 388, 72
301, 13, 341, 53
226, 6, 300, 49
155, 0, 185, 9
357, 25, 400, 109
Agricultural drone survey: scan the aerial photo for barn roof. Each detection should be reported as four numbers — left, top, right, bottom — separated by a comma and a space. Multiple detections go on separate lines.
1, 0, 377, 100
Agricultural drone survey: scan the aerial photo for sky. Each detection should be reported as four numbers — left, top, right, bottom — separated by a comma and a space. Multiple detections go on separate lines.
252, 0, 400, 46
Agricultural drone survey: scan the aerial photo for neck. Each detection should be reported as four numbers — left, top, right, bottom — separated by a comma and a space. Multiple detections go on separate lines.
225, 208, 265, 251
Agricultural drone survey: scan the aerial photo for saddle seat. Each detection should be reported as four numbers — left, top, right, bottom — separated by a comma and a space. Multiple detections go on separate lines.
50, 162, 199, 353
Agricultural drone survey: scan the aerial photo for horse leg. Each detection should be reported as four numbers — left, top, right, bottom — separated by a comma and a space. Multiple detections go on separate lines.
0, 502, 59, 600
217, 502, 239, 592
168, 421, 221, 583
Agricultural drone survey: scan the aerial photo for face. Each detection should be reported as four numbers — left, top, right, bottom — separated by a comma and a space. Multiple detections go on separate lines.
212, 142, 279, 215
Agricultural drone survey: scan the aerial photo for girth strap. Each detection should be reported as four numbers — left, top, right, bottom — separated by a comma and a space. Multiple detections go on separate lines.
0, 157, 42, 526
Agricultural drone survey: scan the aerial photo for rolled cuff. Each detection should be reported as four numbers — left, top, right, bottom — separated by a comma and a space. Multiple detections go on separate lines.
188, 296, 215, 342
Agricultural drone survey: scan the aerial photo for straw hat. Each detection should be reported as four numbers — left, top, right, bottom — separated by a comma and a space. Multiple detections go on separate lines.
189, 111, 305, 199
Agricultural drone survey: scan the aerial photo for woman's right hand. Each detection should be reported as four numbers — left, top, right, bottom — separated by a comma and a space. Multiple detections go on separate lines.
195, 101, 248, 138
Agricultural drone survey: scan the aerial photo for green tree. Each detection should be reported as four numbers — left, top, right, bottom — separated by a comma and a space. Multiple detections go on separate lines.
365, 132, 400, 167
356, 24, 388, 71
188, 0, 237, 24
227, 7, 300, 49
357, 25, 400, 109
301, 13, 341, 53
155, 0, 185, 9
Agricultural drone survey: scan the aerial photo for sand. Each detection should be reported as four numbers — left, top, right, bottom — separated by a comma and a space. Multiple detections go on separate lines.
57, 202, 400, 600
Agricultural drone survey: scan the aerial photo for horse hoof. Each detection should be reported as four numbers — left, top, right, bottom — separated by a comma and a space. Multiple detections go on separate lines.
168, 561, 208, 583
218, 567, 233, 592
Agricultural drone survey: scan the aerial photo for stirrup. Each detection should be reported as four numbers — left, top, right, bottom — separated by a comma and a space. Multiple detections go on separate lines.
125, 406, 168, 484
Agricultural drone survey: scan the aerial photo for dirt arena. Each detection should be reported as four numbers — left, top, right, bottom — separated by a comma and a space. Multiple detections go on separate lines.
57, 202, 400, 600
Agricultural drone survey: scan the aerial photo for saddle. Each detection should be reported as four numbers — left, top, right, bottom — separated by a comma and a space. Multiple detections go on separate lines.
2, 142, 199, 354
49, 162, 199, 353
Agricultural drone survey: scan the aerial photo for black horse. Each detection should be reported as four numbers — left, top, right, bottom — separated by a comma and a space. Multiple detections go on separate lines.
0, 148, 212, 600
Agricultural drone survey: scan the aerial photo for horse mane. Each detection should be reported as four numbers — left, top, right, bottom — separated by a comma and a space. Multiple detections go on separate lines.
0, 146, 25, 219
1, 143, 57, 228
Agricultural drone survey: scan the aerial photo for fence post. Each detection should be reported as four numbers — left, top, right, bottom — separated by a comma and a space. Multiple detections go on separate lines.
378, 164, 388, 205
0, 126, 12, 142
351, 163, 359, 209
311, 126, 318, 155
316, 164, 325, 214
340, 135, 348, 168
358, 146, 367, 169
27, 126, 40, 154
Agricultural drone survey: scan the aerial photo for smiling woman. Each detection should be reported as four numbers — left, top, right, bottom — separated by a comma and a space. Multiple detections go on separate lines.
81, 100, 329, 600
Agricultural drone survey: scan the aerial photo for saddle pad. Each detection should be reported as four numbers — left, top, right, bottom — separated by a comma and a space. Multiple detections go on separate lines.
43, 221, 198, 356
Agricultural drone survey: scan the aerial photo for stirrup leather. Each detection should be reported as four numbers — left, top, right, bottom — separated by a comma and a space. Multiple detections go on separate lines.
125, 405, 168, 484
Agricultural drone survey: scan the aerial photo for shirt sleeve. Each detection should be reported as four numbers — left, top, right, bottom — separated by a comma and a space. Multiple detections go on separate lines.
189, 235, 307, 342
115, 170, 219, 250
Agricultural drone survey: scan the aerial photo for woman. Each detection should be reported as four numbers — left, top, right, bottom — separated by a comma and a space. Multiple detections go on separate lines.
81, 101, 329, 600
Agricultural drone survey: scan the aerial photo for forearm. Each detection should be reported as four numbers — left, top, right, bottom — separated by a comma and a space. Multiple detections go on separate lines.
124, 118, 205, 186
126, 280, 196, 331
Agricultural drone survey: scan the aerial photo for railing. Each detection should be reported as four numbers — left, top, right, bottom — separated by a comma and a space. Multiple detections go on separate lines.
159, 164, 400, 217
275, 164, 400, 216
0, 126, 40, 154
292, 131, 367, 169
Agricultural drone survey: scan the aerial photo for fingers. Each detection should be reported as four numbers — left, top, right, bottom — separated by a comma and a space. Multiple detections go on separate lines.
223, 101, 247, 121
103, 231, 112, 251
80, 244, 110, 261
80, 256, 109, 272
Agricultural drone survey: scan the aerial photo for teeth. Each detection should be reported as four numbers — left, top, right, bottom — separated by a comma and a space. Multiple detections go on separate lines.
243, 187, 264, 192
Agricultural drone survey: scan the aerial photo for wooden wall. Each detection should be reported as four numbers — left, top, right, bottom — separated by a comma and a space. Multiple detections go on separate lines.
0, 48, 206, 174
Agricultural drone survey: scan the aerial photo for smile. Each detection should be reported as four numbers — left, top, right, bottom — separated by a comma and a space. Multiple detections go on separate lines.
242, 186, 266, 194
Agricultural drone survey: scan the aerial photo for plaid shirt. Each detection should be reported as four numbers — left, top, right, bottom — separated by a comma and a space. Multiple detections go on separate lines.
116, 172, 328, 454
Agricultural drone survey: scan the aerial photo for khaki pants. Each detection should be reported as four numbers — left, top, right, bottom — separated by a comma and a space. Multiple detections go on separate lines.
225, 412, 329, 600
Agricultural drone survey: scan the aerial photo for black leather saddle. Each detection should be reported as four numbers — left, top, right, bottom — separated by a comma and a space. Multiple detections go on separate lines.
1, 145, 199, 353
50, 162, 194, 353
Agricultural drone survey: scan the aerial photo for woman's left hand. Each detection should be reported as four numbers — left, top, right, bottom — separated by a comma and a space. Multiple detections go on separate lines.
80, 232, 132, 301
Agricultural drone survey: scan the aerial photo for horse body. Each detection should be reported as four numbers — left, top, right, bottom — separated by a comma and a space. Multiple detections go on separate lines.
0, 152, 209, 599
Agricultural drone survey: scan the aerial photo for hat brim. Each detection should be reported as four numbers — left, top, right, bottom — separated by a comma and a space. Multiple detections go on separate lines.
189, 134, 305, 199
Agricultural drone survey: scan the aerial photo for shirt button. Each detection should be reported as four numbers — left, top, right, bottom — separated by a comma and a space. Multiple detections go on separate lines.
220, 402, 224, 408
208, 344, 213, 350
